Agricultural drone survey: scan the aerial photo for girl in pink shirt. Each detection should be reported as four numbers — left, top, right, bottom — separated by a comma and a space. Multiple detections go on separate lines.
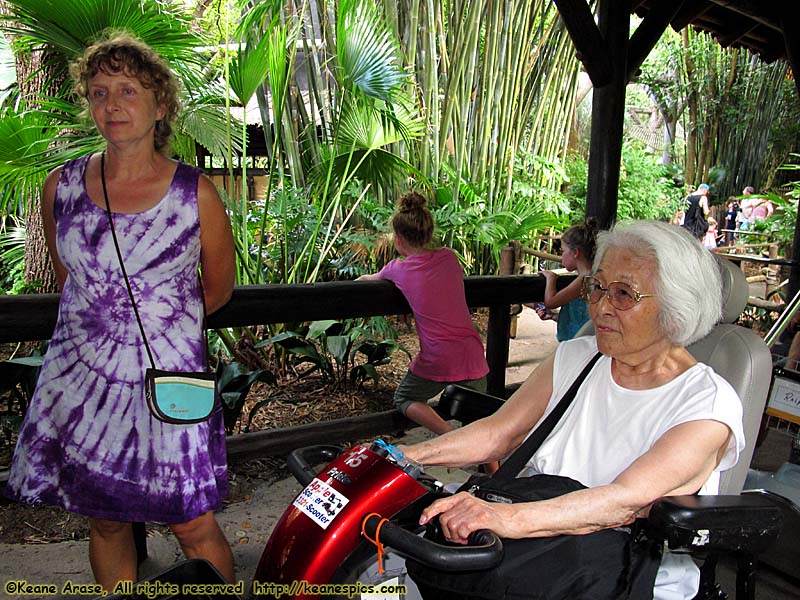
358, 192, 489, 439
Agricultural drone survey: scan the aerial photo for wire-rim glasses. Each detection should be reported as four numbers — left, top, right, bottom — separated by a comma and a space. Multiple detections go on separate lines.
581, 276, 656, 311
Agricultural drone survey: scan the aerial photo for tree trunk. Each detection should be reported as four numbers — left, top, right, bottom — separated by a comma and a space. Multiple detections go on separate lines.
7, 24, 65, 293
682, 29, 697, 185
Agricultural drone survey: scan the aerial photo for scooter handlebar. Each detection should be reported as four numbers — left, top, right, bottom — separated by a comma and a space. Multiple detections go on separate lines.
287, 445, 344, 487
363, 514, 504, 571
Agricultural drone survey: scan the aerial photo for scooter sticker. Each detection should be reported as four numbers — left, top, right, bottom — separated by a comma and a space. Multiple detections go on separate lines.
293, 478, 350, 529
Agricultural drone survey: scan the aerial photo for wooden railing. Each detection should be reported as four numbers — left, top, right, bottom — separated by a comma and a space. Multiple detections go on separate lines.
0, 275, 548, 467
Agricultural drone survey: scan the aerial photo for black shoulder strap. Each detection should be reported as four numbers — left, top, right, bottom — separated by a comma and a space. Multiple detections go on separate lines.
492, 352, 602, 483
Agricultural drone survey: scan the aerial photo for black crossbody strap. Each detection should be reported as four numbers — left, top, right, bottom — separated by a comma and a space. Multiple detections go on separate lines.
101, 152, 158, 370
100, 152, 209, 370
492, 351, 602, 483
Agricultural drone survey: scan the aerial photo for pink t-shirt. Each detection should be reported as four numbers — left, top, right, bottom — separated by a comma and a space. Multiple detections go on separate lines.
377, 247, 489, 382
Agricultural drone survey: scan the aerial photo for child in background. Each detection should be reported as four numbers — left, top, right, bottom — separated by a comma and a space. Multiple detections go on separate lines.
527, 219, 599, 341
703, 217, 719, 249
724, 199, 739, 245
357, 192, 491, 446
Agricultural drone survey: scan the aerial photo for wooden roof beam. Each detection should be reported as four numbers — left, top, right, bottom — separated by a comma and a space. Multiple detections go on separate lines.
553, 0, 614, 87
671, 0, 714, 32
715, 11, 760, 47
628, 0, 690, 82
710, 0, 782, 34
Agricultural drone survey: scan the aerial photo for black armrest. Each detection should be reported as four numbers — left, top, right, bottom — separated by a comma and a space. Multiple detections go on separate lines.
647, 494, 783, 554
435, 384, 505, 424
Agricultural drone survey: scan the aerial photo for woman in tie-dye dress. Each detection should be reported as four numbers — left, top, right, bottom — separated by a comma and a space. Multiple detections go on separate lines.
5, 32, 236, 589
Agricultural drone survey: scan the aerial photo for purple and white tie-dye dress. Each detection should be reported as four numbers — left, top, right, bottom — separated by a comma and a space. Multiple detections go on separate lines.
5, 154, 228, 523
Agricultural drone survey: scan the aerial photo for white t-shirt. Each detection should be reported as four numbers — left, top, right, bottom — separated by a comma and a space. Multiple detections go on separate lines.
520, 336, 744, 493
518, 336, 745, 600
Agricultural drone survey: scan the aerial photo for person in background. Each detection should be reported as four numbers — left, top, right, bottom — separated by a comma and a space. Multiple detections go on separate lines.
745, 187, 774, 223
723, 198, 739, 245
671, 208, 685, 226
703, 217, 719, 250
739, 186, 754, 230
4, 31, 236, 590
357, 193, 491, 457
527, 219, 599, 341
681, 183, 710, 240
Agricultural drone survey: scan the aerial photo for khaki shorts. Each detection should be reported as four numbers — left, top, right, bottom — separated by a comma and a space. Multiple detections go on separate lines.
393, 370, 487, 415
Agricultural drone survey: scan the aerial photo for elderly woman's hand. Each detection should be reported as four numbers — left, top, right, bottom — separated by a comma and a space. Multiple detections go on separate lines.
419, 492, 516, 544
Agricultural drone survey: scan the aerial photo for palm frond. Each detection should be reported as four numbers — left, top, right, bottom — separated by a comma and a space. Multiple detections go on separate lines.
336, 0, 407, 102
236, 0, 282, 39
311, 147, 419, 196
2, 0, 206, 88
309, 96, 423, 194
335, 96, 423, 150
265, 23, 290, 119
228, 36, 272, 107
179, 103, 245, 162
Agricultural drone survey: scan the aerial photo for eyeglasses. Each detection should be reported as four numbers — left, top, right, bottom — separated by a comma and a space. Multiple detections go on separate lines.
581, 276, 656, 311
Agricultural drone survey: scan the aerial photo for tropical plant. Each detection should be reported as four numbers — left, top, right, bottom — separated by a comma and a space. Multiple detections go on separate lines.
638, 26, 800, 199
254, 318, 406, 391
563, 144, 683, 223
0, 215, 25, 293
216, 360, 276, 435
0, 0, 242, 292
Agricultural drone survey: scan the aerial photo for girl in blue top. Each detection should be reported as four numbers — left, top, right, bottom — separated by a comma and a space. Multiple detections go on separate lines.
530, 219, 598, 341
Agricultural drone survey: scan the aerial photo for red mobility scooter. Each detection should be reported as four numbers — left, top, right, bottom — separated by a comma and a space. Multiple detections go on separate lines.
250, 382, 784, 600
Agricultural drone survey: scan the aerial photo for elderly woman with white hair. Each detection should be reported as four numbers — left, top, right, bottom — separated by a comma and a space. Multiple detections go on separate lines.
402, 220, 745, 600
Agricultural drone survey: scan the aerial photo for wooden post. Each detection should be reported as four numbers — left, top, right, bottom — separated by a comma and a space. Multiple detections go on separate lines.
765, 267, 780, 300
486, 303, 512, 397
585, 0, 630, 230
506, 241, 522, 338
499, 244, 516, 276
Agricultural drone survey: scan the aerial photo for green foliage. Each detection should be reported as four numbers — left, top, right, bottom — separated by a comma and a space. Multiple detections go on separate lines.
2, 0, 206, 79
254, 318, 405, 391
638, 25, 800, 198
254, 186, 383, 284
216, 360, 276, 435
563, 144, 683, 222
336, 0, 408, 104
432, 160, 562, 274
0, 217, 25, 294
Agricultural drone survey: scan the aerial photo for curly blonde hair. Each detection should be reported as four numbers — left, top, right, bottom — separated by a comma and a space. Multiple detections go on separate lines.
71, 30, 180, 153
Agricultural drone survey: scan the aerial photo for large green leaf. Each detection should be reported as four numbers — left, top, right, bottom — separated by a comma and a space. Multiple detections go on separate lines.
0, 103, 98, 212
310, 97, 423, 193
179, 103, 244, 162
1, 0, 205, 81
325, 335, 350, 365
228, 35, 272, 107
336, 0, 406, 102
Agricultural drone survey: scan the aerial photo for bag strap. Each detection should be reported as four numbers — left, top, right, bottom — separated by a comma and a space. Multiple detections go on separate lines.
492, 351, 602, 483
100, 152, 209, 370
